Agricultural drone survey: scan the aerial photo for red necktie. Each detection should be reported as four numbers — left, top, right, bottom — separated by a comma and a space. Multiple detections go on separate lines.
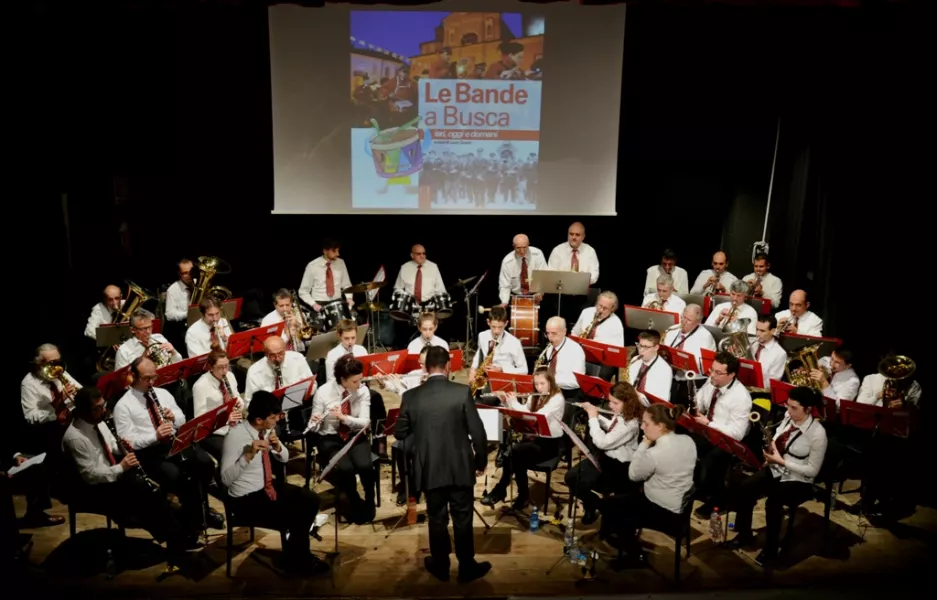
587, 320, 599, 340
414, 265, 423, 303
337, 390, 352, 441
607, 418, 617, 432
520, 257, 529, 294
571, 249, 579, 272
219, 378, 232, 403
673, 333, 686, 348
95, 426, 117, 466
755, 344, 764, 361
636, 363, 649, 393
549, 347, 558, 374
326, 261, 335, 298
258, 430, 277, 501
708, 388, 722, 417
775, 426, 794, 455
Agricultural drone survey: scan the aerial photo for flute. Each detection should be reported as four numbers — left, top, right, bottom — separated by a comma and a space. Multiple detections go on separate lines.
479, 391, 548, 401
566, 400, 617, 417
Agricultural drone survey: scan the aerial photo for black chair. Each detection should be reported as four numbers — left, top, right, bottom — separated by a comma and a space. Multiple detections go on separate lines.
221, 487, 288, 577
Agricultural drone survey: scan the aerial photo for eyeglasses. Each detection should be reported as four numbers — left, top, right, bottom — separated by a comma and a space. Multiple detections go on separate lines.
710, 369, 728, 376
637, 344, 656, 350
412, 252, 426, 256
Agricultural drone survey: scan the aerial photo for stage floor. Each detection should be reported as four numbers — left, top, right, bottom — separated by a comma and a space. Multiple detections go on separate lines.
12, 371, 936, 596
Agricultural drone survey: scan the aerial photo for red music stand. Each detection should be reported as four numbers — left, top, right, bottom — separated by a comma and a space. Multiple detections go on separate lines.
273, 376, 317, 411
401, 348, 463, 373
569, 336, 629, 370
487, 372, 534, 395
839, 400, 913, 439
699, 347, 764, 389
154, 354, 208, 388
168, 398, 238, 457
382, 407, 401, 437
622, 304, 680, 332
644, 392, 671, 407
97, 365, 132, 399
574, 372, 613, 401
225, 323, 286, 361
498, 408, 551, 437
359, 350, 408, 378
679, 415, 762, 469
658, 345, 698, 372
768, 379, 835, 420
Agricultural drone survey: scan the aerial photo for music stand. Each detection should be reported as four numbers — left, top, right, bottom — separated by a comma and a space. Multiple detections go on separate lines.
186, 297, 243, 327
225, 323, 286, 361
530, 270, 590, 317
487, 372, 535, 395
459, 270, 488, 356
305, 329, 340, 362
359, 350, 408, 379
678, 415, 762, 470
660, 345, 700, 373
573, 372, 613, 402
273, 376, 316, 412
401, 348, 463, 374
678, 293, 707, 315
316, 428, 369, 554
644, 392, 670, 406
96, 366, 132, 402
778, 333, 841, 358
769, 379, 834, 420
569, 336, 629, 372
154, 354, 209, 388
839, 400, 913, 439
622, 305, 680, 333
95, 323, 131, 349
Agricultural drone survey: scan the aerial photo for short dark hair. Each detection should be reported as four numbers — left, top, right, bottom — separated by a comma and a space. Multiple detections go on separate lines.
788, 386, 822, 409
322, 238, 340, 251
334, 354, 364, 382
74, 386, 103, 414
425, 346, 450, 371
753, 252, 770, 263
488, 305, 507, 323
274, 288, 291, 302
833, 346, 854, 366
247, 391, 281, 423
714, 351, 740, 375
638, 330, 661, 345
207, 350, 228, 367
757, 314, 778, 329
662, 248, 678, 261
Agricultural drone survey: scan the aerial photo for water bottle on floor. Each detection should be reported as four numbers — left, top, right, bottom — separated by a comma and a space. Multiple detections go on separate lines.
564, 518, 574, 551
530, 505, 539, 532
709, 507, 724, 544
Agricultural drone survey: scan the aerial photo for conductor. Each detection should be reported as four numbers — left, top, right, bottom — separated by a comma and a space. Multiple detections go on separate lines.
395, 346, 491, 583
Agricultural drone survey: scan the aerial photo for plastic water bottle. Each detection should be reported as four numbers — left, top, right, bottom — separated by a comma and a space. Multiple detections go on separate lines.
709, 507, 724, 544
105, 549, 117, 580
568, 536, 580, 562
529, 505, 539, 532
564, 519, 574, 550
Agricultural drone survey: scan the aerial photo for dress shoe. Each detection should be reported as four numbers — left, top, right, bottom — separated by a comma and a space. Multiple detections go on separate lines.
424, 556, 450, 582
480, 487, 506, 507
510, 496, 529, 511
19, 512, 64, 528
458, 560, 491, 583
206, 508, 225, 530
581, 507, 599, 525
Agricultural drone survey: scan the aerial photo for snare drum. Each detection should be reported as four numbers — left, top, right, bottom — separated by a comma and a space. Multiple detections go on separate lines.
318, 300, 353, 332
510, 296, 540, 348
389, 290, 417, 322
427, 292, 454, 319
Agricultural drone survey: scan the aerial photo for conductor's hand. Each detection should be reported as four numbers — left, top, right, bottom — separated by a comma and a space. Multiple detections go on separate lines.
268, 430, 282, 452
581, 402, 598, 419
156, 422, 174, 441
119, 453, 139, 471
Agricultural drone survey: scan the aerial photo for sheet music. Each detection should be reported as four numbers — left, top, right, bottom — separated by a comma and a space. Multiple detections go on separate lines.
8, 453, 46, 476
557, 421, 601, 471
281, 380, 309, 411
478, 408, 503, 442
316, 428, 367, 483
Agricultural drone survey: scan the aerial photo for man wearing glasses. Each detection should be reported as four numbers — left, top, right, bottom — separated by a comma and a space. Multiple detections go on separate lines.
498, 233, 546, 307
114, 309, 182, 370
393, 244, 448, 347
627, 330, 673, 404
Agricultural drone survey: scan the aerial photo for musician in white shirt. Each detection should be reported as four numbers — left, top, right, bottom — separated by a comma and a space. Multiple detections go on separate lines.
705, 280, 758, 336
260, 289, 306, 353
690, 251, 737, 295
298, 238, 354, 313
540, 316, 587, 398
775, 289, 823, 337
192, 350, 244, 460
480, 370, 566, 511
498, 234, 547, 305
813, 348, 860, 405
393, 244, 447, 305
857, 369, 922, 409
663, 304, 717, 372
571, 291, 625, 346
642, 249, 689, 297
750, 315, 787, 389
244, 336, 314, 405
164, 259, 195, 324
305, 355, 376, 524
468, 306, 528, 389
727, 387, 827, 567
114, 309, 182, 371
185, 297, 233, 357
84, 284, 124, 340
742, 252, 783, 309
547, 222, 599, 284
641, 274, 686, 316
406, 312, 449, 355
21, 343, 81, 427
565, 382, 643, 525
628, 331, 673, 404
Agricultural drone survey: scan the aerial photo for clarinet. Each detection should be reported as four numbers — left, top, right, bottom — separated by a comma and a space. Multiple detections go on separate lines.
147, 388, 177, 444
104, 417, 160, 492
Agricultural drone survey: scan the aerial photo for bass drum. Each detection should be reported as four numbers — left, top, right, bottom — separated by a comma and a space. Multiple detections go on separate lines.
389, 290, 417, 322
427, 292, 454, 319
510, 296, 539, 349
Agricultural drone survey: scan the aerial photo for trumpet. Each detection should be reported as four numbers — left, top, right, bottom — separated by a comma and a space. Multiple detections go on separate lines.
717, 305, 739, 329
750, 274, 764, 297
703, 273, 721, 296
777, 315, 797, 335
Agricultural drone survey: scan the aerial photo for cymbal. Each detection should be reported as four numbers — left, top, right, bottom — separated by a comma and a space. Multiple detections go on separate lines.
342, 280, 387, 294
357, 301, 386, 312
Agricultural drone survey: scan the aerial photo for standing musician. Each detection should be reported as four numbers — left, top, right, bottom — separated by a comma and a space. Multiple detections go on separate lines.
628, 331, 673, 404
261, 288, 306, 353
775, 290, 823, 337
750, 315, 787, 389
164, 259, 196, 355
468, 306, 528, 393
298, 238, 355, 317
547, 222, 600, 285
393, 244, 447, 308
62, 387, 199, 557
642, 274, 686, 316
691, 351, 753, 517
221, 391, 329, 575
406, 312, 450, 355
663, 304, 717, 372
742, 252, 783, 309
21, 343, 81, 471
727, 387, 827, 568
192, 350, 244, 461
564, 381, 644, 525
540, 316, 587, 399
84, 284, 124, 340
185, 297, 233, 357
642, 249, 689, 297
113, 356, 224, 530
243, 336, 314, 406
305, 355, 376, 525
571, 291, 625, 346
114, 309, 182, 371
705, 280, 758, 336
690, 251, 737, 295
498, 233, 546, 306
814, 347, 860, 405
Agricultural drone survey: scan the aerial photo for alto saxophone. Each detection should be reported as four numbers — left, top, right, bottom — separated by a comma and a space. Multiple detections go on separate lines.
470, 340, 498, 395
533, 345, 550, 372
582, 313, 601, 338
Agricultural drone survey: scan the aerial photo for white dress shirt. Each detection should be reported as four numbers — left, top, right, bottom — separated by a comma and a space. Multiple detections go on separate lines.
542, 338, 587, 390
547, 242, 599, 284
113, 386, 186, 451
471, 330, 528, 374
498, 247, 548, 304
742, 272, 783, 309
628, 356, 673, 404
643, 265, 689, 297
769, 415, 827, 484
261, 309, 305, 353
664, 325, 717, 372
393, 260, 447, 301
325, 344, 368, 383
407, 335, 449, 355
192, 371, 242, 437
306, 379, 370, 436
856, 373, 922, 408
114, 334, 182, 371
21, 370, 82, 425
62, 419, 124, 485
185, 317, 233, 357
628, 432, 697, 513
705, 301, 758, 336
298, 257, 353, 305
165, 280, 194, 322
690, 269, 738, 295
641, 294, 686, 317
775, 309, 823, 337
817, 356, 860, 404
244, 351, 314, 405
221, 421, 289, 498
85, 302, 121, 340
749, 338, 787, 389
506, 391, 565, 438
693, 377, 752, 441
570, 307, 625, 347
588, 415, 640, 463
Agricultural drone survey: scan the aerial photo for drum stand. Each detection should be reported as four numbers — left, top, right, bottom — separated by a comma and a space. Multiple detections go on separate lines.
461, 285, 479, 355
365, 291, 387, 354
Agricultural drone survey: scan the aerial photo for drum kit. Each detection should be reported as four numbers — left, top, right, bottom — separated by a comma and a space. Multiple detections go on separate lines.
389, 290, 454, 323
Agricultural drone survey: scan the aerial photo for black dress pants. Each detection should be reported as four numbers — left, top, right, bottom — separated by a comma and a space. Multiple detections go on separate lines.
565, 454, 632, 513
138, 443, 215, 531
312, 434, 375, 507
731, 467, 814, 556
494, 437, 560, 499
425, 485, 476, 567
229, 484, 321, 561
694, 435, 733, 506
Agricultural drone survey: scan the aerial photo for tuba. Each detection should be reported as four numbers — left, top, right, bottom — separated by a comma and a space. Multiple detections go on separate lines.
784, 343, 823, 391
878, 354, 916, 409
96, 280, 155, 372
717, 317, 752, 359
191, 256, 233, 305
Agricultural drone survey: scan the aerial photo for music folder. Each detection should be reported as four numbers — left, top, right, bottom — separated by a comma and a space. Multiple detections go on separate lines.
622, 305, 680, 333
225, 323, 285, 360
778, 333, 841, 357
273, 376, 317, 412
95, 319, 164, 347
359, 350, 409, 379
154, 353, 210, 388
498, 407, 552, 438
698, 348, 765, 389
569, 335, 628, 369
659, 345, 699, 373
186, 297, 243, 327
768, 379, 836, 421
573, 372, 613, 401
678, 413, 762, 470
168, 398, 238, 457
486, 372, 535, 395
530, 269, 591, 297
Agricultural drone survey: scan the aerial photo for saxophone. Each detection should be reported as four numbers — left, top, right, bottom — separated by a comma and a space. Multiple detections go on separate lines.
581, 312, 601, 338
533, 345, 550, 372
470, 340, 497, 395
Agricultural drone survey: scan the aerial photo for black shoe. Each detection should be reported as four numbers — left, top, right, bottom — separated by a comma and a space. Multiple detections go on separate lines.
694, 503, 713, 519
206, 509, 225, 530
424, 556, 450, 582
725, 532, 755, 549
510, 496, 529, 512
397, 491, 407, 506
480, 487, 506, 507
458, 560, 491, 583
581, 507, 599, 526
19, 512, 65, 528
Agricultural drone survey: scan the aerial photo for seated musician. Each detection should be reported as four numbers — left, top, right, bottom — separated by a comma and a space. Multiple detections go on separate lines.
113, 356, 224, 530
261, 288, 306, 353
642, 248, 689, 297
663, 304, 716, 372
690, 251, 737, 295
383, 345, 431, 395
641, 275, 686, 316
480, 368, 565, 510
498, 233, 546, 307
114, 309, 182, 370
750, 315, 787, 388
406, 312, 449, 355
469, 305, 528, 398
627, 331, 673, 404
857, 362, 922, 408
742, 252, 783, 309
393, 244, 447, 309
221, 391, 329, 575
541, 316, 587, 400
298, 238, 354, 317
84, 284, 123, 340
185, 297, 233, 357
814, 346, 860, 405
705, 280, 758, 335
690, 351, 753, 517
192, 350, 244, 461
775, 289, 823, 337
602, 404, 697, 565
727, 386, 827, 567
305, 355, 376, 525
62, 387, 198, 557
21, 343, 81, 464
1, 429, 62, 530
244, 336, 314, 406
564, 382, 643, 525
571, 291, 624, 346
